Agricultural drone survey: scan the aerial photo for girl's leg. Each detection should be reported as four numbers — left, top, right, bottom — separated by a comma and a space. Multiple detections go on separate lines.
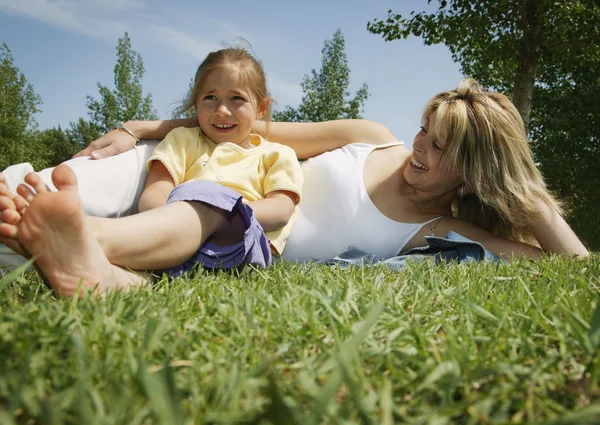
90, 200, 246, 271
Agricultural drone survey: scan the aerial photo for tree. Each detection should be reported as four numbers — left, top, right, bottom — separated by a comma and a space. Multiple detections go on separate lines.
39, 126, 80, 167
0, 43, 43, 169
367, 0, 599, 128
367, 0, 600, 249
273, 29, 369, 122
66, 118, 103, 148
84, 32, 158, 133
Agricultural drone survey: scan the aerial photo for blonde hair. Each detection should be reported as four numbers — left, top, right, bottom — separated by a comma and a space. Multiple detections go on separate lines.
174, 47, 271, 134
424, 78, 561, 244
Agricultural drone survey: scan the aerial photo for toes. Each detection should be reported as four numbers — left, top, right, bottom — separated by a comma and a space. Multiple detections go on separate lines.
0, 195, 16, 212
13, 195, 29, 215
0, 222, 19, 239
24, 172, 51, 195
52, 165, 79, 191
17, 184, 38, 204
1, 209, 22, 226
0, 182, 14, 199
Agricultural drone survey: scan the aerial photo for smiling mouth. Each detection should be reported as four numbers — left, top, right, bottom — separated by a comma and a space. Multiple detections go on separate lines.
213, 124, 236, 130
410, 157, 429, 171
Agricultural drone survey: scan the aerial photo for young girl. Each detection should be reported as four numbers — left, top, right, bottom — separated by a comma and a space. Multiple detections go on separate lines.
136, 47, 303, 274
0, 47, 303, 295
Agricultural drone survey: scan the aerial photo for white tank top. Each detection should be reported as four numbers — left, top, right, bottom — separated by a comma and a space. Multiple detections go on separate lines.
282, 142, 440, 262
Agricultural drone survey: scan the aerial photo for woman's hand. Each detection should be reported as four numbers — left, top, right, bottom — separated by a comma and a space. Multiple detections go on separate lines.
73, 128, 138, 159
74, 118, 199, 160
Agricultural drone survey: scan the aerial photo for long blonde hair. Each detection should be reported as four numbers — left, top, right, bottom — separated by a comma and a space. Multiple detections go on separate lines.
424, 78, 561, 244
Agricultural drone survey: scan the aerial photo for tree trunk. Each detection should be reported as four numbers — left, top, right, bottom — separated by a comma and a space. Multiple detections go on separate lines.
512, 0, 542, 129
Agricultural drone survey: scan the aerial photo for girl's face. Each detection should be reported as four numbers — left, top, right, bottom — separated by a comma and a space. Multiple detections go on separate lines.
195, 67, 268, 148
404, 114, 462, 195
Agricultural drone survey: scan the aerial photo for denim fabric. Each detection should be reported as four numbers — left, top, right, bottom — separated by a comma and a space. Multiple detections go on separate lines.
312, 231, 502, 269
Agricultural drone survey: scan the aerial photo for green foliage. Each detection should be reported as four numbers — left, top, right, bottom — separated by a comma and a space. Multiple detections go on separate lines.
273, 29, 369, 122
529, 73, 600, 249
65, 117, 102, 148
367, 1, 525, 92
37, 126, 81, 167
1, 34, 159, 171
84, 32, 158, 133
0, 43, 43, 170
0, 257, 599, 423
367, 0, 600, 250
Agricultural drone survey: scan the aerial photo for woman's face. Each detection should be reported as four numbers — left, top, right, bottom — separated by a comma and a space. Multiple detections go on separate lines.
404, 114, 462, 195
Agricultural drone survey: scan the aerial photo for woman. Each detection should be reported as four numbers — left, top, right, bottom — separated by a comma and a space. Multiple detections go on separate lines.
0, 79, 588, 296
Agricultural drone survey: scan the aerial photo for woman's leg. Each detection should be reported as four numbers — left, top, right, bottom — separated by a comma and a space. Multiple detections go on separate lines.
15, 165, 149, 297
0, 141, 158, 272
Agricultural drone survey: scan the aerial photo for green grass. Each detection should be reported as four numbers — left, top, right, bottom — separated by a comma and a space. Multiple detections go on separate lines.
1, 256, 599, 424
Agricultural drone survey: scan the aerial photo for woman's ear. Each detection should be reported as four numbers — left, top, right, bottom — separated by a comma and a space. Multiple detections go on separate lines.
256, 97, 271, 119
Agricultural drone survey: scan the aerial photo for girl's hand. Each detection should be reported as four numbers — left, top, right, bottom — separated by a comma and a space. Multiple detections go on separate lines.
73, 128, 138, 159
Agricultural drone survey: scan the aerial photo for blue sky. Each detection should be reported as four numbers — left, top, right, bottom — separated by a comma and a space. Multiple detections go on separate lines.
0, 0, 463, 146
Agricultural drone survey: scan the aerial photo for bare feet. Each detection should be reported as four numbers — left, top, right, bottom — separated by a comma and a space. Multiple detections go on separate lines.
0, 174, 30, 257
17, 165, 148, 297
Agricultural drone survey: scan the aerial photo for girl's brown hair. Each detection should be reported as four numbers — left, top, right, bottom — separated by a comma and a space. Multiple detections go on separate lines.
174, 47, 271, 133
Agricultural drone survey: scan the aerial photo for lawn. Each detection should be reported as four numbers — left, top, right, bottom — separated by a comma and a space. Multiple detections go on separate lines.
1, 256, 599, 424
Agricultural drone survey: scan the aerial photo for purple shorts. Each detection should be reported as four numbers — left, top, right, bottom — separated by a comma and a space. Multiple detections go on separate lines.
160, 181, 271, 277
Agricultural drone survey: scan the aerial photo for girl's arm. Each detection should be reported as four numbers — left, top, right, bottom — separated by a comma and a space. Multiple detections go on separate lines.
74, 118, 198, 159
248, 191, 296, 232
253, 119, 399, 159
530, 201, 589, 257
137, 161, 175, 213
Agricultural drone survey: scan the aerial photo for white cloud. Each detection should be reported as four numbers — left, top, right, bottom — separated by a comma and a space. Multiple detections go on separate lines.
0, 0, 94, 36
0, 0, 140, 39
0, 0, 303, 110
141, 25, 219, 61
0, 0, 240, 62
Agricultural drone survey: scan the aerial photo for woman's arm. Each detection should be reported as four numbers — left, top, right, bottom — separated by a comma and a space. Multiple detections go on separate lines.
436, 212, 588, 260
77, 118, 400, 161
530, 201, 589, 257
433, 217, 545, 260
253, 119, 400, 159
74, 118, 198, 159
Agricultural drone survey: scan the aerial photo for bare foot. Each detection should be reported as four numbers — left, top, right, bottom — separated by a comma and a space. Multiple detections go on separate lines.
0, 179, 29, 256
17, 165, 148, 297
0, 170, 53, 257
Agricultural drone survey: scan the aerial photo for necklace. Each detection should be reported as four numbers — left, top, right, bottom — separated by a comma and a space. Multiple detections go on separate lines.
413, 188, 443, 236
